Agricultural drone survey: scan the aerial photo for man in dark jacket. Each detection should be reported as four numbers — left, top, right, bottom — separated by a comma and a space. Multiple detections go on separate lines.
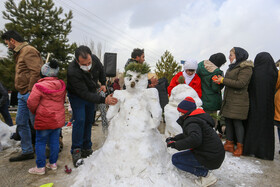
124, 48, 145, 68
166, 97, 225, 187
0, 82, 13, 126
67, 45, 118, 167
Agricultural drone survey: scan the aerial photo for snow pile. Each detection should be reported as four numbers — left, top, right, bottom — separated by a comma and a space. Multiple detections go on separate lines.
71, 71, 197, 187
164, 84, 202, 137
0, 120, 18, 151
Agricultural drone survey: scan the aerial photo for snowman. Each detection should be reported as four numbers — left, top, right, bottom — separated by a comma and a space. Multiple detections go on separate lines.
164, 76, 202, 137
71, 63, 197, 187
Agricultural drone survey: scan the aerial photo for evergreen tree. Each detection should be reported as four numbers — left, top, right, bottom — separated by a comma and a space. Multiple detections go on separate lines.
0, 57, 15, 90
155, 50, 181, 83
0, 0, 77, 86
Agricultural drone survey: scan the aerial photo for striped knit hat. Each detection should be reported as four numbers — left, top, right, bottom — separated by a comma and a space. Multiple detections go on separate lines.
177, 97, 196, 114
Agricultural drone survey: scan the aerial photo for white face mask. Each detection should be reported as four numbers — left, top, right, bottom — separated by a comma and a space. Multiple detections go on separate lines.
80, 63, 92, 71
231, 59, 236, 64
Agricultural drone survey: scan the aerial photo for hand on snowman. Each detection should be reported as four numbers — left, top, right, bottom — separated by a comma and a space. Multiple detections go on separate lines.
166, 137, 176, 148
105, 94, 118, 105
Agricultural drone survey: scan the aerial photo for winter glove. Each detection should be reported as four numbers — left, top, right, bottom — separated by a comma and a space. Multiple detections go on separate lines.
166, 137, 175, 143
167, 140, 176, 148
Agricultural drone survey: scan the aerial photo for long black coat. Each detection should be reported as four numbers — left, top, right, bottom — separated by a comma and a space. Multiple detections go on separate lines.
243, 52, 278, 160
155, 77, 169, 110
174, 109, 225, 170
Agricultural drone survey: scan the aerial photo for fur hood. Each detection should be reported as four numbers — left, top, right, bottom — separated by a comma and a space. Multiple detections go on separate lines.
240, 60, 254, 68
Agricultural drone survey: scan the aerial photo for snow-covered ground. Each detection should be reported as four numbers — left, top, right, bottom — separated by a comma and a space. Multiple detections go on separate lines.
0, 122, 279, 187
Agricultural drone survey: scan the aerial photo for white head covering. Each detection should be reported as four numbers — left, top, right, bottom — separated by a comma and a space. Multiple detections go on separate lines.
183, 59, 197, 85
184, 59, 198, 70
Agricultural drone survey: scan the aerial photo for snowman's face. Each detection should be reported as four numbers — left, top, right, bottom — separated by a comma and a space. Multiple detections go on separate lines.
124, 70, 148, 91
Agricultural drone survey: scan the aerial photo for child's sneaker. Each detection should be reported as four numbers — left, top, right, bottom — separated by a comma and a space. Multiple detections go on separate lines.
195, 172, 217, 187
28, 167, 45, 175
46, 163, 57, 170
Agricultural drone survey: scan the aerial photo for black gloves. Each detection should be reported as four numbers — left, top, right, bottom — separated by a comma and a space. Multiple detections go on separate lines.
166, 137, 176, 148
166, 137, 175, 142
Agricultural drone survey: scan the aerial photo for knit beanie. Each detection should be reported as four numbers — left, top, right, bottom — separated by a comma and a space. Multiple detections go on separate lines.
209, 53, 226, 68
177, 97, 196, 114
41, 60, 59, 77
184, 59, 198, 70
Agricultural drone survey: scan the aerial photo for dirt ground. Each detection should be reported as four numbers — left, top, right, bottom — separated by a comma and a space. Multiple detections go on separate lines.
1, 122, 280, 187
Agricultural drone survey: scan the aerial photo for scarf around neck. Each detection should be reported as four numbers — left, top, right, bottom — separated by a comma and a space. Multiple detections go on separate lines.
183, 71, 195, 85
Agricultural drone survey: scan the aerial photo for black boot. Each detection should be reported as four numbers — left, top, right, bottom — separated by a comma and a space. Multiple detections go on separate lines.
72, 148, 83, 167
9, 152, 34, 162
81, 149, 93, 158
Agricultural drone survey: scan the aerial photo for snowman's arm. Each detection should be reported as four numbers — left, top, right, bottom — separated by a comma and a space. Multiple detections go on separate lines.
106, 90, 122, 121
146, 88, 162, 127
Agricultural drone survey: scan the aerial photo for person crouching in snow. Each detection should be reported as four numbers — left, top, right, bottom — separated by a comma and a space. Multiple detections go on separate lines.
166, 97, 225, 187
27, 60, 66, 175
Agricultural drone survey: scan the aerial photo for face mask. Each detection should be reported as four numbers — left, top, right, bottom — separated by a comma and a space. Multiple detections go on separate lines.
80, 63, 92, 71
231, 59, 236, 64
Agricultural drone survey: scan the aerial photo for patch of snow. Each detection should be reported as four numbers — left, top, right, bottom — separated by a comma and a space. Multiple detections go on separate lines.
0, 120, 18, 151
164, 84, 202, 137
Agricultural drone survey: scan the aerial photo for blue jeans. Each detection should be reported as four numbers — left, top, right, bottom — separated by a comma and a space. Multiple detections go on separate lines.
68, 94, 95, 152
0, 99, 13, 126
172, 150, 209, 177
35, 128, 60, 168
16, 92, 35, 154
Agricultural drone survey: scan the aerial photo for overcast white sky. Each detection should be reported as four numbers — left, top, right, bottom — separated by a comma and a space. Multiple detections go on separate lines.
0, 0, 280, 72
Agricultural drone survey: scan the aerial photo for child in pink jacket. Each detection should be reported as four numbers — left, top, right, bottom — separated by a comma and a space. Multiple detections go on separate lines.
27, 60, 66, 175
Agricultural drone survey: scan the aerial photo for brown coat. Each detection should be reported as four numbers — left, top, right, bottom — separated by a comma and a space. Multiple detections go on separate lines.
221, 60, 254, 120
14, 42, 43, 94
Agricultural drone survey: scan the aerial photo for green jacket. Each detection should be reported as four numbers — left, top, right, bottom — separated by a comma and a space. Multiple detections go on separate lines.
196, 60, 224, 111
221, 60, 254, 120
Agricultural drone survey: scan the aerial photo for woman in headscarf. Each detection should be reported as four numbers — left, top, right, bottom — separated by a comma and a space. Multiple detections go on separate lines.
213, 47, 253, 157
243, 52, 278, 160
167, 59, 201, 97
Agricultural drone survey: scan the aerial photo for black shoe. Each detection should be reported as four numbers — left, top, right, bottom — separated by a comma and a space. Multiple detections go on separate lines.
9, 153, 34, 162
81, 149, 93, 158
72, 148, 83, 167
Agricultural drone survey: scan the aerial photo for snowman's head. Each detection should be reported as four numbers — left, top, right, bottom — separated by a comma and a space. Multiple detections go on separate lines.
124, 71, 148, 91
124, 63, 150, 92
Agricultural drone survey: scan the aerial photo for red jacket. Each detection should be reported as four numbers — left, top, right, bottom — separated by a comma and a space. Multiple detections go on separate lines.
167, 72, 202, 97
27, 77, 66, 130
